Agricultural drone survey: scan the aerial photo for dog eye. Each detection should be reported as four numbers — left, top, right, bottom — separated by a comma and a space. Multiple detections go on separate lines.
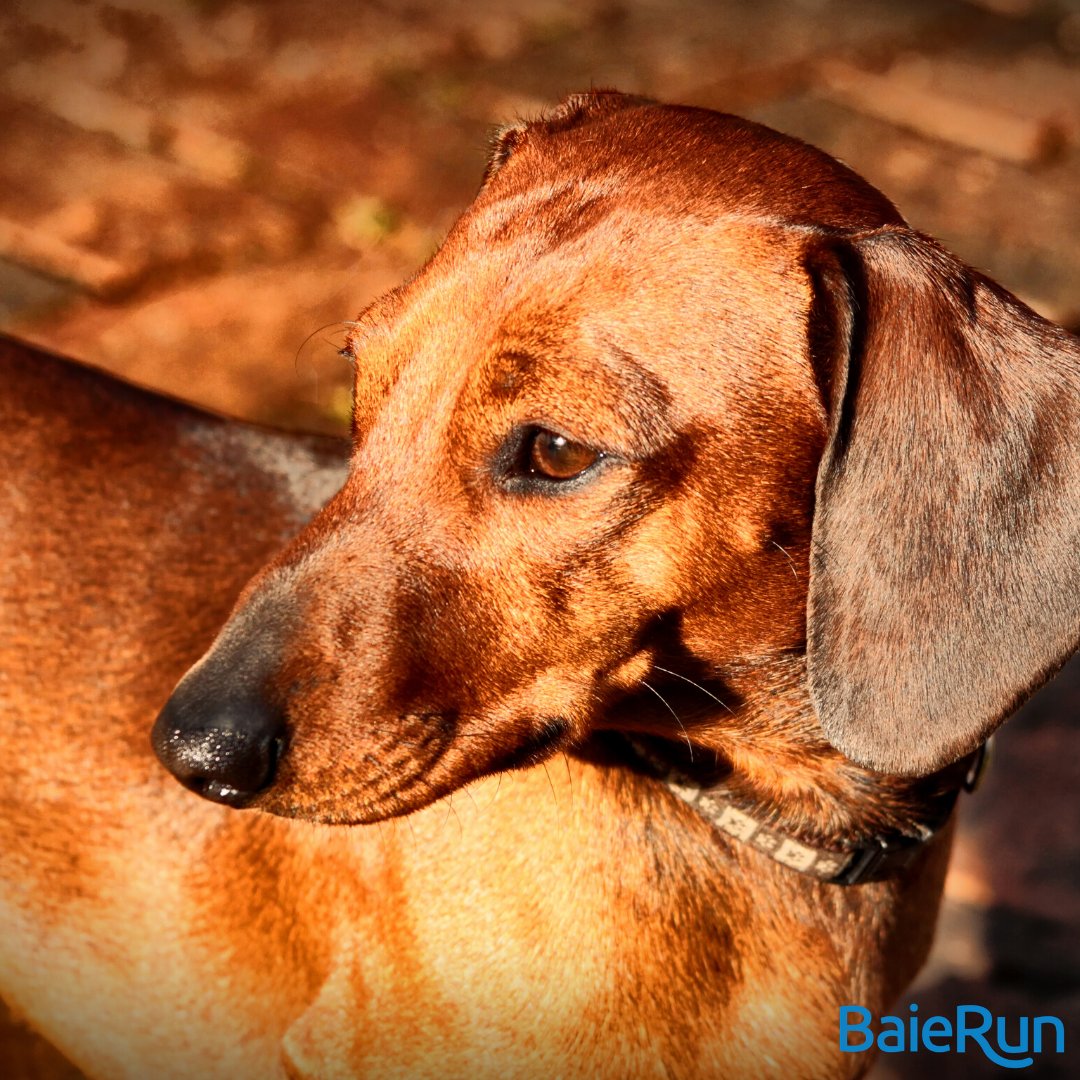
527, 429, 601, 480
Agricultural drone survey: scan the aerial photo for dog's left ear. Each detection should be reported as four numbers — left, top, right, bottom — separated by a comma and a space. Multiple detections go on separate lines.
805, 228, 1080, 776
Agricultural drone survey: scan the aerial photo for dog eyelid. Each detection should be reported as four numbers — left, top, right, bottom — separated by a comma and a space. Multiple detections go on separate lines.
494, 424, 611, 492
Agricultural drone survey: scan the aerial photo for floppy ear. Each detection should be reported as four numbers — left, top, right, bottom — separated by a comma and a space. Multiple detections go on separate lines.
805, 227, 1080, 776
483, 90, 654, 184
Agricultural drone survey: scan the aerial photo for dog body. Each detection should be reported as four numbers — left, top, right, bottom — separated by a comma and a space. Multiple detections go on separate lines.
0, 343, 933, 1080
1, 340, 933, 1079
3, 93, 1079, 1078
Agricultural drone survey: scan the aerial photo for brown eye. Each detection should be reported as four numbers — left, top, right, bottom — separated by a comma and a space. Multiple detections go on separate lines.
529, 429, 600, 480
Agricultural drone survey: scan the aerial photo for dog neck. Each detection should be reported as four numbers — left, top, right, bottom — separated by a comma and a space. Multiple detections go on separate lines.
620, 730, 984, 884
602, 651, 984, 879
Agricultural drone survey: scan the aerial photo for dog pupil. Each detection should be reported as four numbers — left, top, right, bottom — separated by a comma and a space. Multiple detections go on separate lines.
532, 431, 593, 478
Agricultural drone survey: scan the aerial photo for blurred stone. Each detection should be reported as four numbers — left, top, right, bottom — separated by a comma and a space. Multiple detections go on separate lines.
0, 259, 74, 324
212, 4, 263, 55
271, 41, 325, 84
882, 52, 1080, 140
465, 11, 526, 60
818, 59, 1067, 165
101, 0, 262, 78
39, 199, 103, 246
7, 0, 117, 86
953, 156, 1001, 197
167, 122, 250, 184
0, 216, 139, 296
882, 145, 933, 186
5, 65, 154, 151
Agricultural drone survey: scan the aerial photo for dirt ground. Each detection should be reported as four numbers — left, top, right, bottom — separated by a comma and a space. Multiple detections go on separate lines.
1, 1, 1078, 1076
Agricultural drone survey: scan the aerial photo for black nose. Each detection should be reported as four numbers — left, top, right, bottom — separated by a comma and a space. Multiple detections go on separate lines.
151, 688, 286, 807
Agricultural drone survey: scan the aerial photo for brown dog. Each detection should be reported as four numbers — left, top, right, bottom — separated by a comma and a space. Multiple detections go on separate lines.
3, 91, 1078, 1079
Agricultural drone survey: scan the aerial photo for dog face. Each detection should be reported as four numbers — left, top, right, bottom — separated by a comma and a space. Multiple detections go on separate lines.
153, 92, 1080, 822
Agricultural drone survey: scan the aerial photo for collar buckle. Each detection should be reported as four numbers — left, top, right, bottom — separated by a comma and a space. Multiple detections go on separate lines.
830, 831, 927, 886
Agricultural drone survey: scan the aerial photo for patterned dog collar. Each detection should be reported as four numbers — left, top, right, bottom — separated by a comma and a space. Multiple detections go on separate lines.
625, 737, 990, 886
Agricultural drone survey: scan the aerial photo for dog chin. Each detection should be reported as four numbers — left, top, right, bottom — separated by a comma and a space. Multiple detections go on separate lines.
254, 783, 450, 827
250, 716, 577, 826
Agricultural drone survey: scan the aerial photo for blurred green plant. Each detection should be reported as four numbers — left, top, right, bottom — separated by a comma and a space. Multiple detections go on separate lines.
333, 195, 403, 250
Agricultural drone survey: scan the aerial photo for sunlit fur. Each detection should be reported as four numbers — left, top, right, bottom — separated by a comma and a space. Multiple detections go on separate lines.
4, 91, 1078, 1078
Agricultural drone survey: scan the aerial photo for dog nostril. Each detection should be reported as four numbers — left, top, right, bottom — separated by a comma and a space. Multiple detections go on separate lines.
150, 694, 286, 808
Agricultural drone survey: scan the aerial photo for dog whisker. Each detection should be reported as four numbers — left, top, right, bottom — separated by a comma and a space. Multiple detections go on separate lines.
640, 680, 694, 762
461, 784, 483, 819
652, 665, 736, 716
542, 760, 559, 815
293, 321, 356, 396
561, 751, 574, 810
443, 793, 463, 839
770, 540, 799, 580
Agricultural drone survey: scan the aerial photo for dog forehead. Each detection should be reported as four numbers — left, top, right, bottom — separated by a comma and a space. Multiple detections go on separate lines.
472, 98, 905, 234
350, 226, 815, 485
347, 102, 868, 430
350, 200, 815, 445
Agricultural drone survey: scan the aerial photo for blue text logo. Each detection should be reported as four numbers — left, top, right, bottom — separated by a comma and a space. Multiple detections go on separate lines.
839, 1003, 1066, 1069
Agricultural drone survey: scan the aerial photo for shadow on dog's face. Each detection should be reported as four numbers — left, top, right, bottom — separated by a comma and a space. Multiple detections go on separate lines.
151, 99, 898, 824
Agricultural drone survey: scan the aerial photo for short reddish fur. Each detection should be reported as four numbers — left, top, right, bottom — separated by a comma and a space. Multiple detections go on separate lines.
3, 92, 1078, 1079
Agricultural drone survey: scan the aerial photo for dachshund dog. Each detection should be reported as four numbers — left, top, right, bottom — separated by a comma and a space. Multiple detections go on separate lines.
2, 91, 1078, 1079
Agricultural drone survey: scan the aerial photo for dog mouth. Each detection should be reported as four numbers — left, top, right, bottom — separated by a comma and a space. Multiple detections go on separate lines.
480, 716, 573, 775
243, 661, 723, 826
247, 711, 577, 826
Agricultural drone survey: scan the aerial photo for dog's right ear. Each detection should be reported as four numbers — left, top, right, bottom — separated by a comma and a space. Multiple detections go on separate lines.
804, 227, 1080, 776
483, 90, 655, 184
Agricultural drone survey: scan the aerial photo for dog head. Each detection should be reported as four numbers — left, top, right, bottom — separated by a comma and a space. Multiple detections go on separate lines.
152, 91, 1080, 823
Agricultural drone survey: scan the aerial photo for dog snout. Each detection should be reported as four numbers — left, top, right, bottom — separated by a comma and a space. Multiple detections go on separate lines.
151, 685, 286, 807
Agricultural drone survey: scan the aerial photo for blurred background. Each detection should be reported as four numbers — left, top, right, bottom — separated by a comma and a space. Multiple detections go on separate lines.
1, 0, 1077, 1076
